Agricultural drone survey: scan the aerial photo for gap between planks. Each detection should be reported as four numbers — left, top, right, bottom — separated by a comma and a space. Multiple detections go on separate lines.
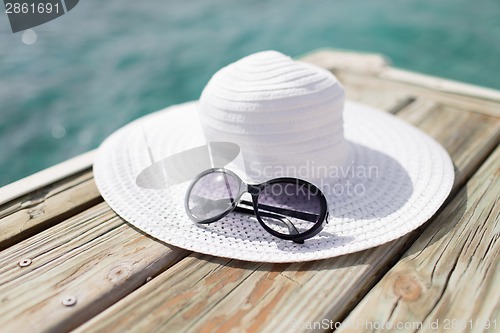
0, 201, 190, 333
0, 170, 103, 251
332, 71, 500, 118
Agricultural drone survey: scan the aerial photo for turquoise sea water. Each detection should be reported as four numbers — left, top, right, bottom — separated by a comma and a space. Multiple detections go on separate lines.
1, 0, 499, 186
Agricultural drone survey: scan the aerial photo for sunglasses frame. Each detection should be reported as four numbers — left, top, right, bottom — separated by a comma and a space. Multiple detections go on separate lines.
184, 168, 329, 243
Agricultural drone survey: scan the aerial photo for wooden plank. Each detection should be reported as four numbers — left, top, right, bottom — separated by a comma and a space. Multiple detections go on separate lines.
0, 150, 95, 206
72, 101, 500, 333
301, 50, 415, 113
397, 99, 500, 189
301, 49, 500, 103
0, 170, 102, 251
335, 71, 500, 118
73, 254, 264, 333
300, 49, 390, 75
77, 250, 405, 333
336, 147, 499, 333
383, 66, 500, 105
302, 49, 500, 117
302, 49, 500, 105
344, 83, 415, 114
0, 202, 189, 332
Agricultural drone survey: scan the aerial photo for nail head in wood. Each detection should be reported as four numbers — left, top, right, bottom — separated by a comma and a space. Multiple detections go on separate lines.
19, 259, 32, 267
62, 296, 77, 307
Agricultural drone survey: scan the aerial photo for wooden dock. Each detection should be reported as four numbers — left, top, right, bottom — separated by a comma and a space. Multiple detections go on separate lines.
0, 49, 498, 332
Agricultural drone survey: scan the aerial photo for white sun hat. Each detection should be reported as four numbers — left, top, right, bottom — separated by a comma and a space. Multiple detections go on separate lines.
93, 51, 454, 262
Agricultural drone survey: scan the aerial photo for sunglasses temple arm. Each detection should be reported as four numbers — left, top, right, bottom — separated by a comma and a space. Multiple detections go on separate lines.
233, 204, 303, 241
233, 205, 298, 227
233, 204, 255, 216
239, 200, 319, 223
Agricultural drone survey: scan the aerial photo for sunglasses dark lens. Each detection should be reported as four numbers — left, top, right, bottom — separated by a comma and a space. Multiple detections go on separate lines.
186, 171, 241, 222
256, 181, 322, 236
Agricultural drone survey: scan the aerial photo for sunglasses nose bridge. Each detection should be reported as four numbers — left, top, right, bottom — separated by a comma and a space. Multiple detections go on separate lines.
247, 184, 260, 196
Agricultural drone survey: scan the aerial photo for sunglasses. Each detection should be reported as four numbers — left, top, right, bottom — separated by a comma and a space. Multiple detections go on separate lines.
184, 168, 329, 244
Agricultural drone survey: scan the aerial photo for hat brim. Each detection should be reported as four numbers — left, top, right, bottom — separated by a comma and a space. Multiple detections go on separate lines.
93, 100, 454, 262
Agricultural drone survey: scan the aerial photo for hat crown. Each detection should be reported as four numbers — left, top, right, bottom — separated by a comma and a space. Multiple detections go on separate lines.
199, 51, 347, 184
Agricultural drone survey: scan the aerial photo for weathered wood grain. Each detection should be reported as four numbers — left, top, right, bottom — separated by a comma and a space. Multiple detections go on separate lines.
0, 202, 189, 332
336, 147, 499, 333
302, 50, 416, 113
73, 254, 264, 333
0, 150, 95, 206
303, 50, 500, 117
347, 86, 415, 114
0, 170, 102, 251
301, 49, 390, 74
336, 71, 500, 118
397, 99, 500, 190
71, 100, 500, 333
